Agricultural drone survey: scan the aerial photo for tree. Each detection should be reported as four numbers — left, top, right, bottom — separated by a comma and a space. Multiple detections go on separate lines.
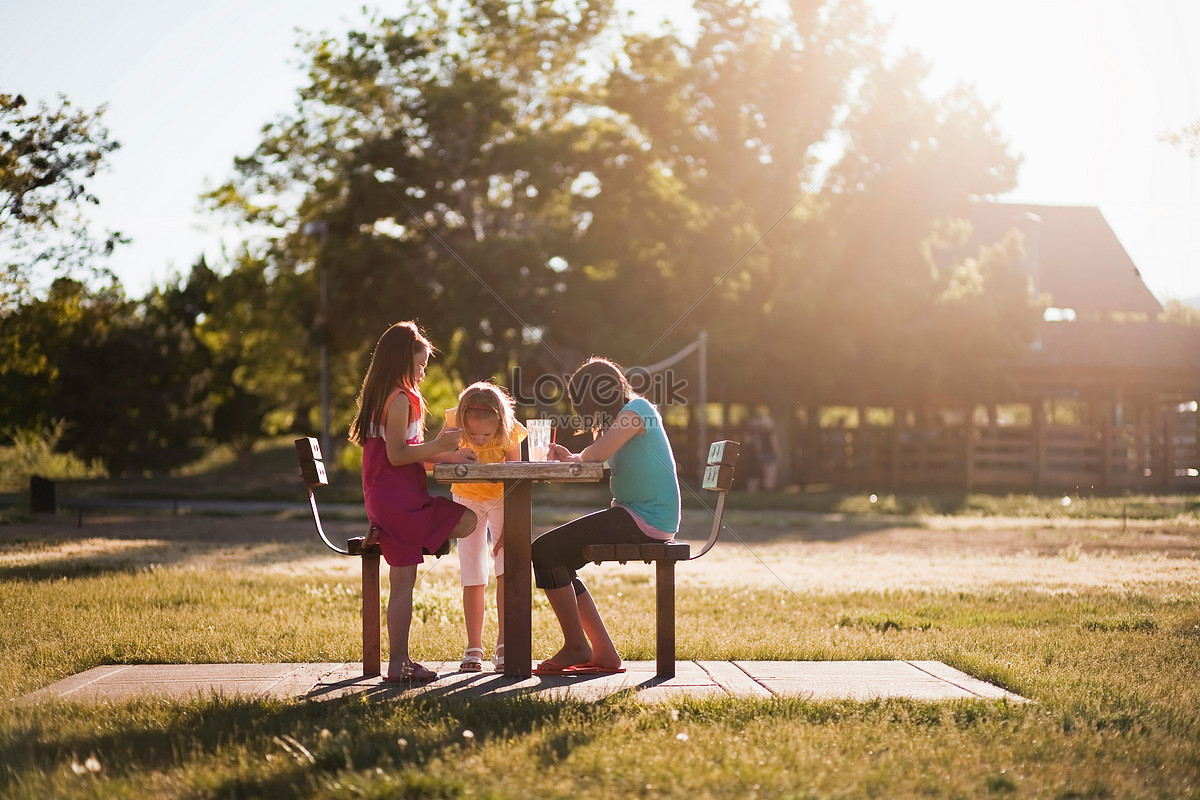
0, 93, 125, 308
0, 275, 214, 473
1160, 118, 1200, 158
563, 0, 888, 372
208, 0, 625, 412
1162, 299, 1200, 327
207, 0, 1037, 445
197, 251, 314, 465
591, 0, 1032, 410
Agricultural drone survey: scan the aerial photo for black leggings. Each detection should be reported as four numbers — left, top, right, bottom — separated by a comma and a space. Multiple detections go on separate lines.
532, 506, 659, 592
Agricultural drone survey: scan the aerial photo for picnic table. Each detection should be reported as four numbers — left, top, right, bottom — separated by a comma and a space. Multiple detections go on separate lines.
432, 461, 605, 678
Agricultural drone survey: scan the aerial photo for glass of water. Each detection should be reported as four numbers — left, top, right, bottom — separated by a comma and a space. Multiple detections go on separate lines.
526, 419, 552, 461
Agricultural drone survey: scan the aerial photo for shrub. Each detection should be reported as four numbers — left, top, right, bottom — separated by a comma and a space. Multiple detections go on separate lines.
0, 421, 106, 491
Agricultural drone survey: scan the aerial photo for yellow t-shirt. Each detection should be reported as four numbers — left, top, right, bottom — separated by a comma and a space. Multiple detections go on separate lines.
446, 407, 526, 502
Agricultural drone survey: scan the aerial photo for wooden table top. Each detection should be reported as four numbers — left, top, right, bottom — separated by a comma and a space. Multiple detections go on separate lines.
432, 461, 605, 483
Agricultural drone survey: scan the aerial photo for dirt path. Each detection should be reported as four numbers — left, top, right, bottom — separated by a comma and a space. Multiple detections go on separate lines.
3, 509, 1199, 556
3, 510, 1199, 598
2, 506, 1200, 551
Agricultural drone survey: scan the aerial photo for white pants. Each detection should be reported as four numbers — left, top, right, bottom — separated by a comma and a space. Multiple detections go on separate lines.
456, 496, 504, 586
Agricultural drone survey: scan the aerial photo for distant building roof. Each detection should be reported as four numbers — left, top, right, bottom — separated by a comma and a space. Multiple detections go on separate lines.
1029, 320, 1200, 371
966, 203, 1163, 316
1011, 319, 1200, 397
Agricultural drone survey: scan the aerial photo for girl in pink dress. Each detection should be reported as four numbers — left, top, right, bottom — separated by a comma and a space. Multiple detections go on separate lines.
348, 321, 478, 682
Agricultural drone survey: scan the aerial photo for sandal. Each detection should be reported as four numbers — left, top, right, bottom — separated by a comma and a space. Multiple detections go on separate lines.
491, 644, 504, 671
460, 647, 485, 672
384, 660, 438, 683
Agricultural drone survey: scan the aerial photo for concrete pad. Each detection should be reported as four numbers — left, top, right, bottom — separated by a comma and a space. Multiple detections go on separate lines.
21, 661, 1026, 705
906, 661, 1025, 701
21, 663, 343, 704
696, 661, 774, 700
306, 660, 734, 703
735, 660, 1027, 703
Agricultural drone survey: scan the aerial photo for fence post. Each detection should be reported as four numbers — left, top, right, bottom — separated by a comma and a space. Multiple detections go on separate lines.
29, 475, 56, 514
1100, 404, 1113, 490
1163, 404, 1176, 489
964, 405, 976, 490
1033, 400, 1046, 488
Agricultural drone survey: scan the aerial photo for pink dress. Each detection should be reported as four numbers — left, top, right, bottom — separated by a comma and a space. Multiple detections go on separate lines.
361, 387, 466, 567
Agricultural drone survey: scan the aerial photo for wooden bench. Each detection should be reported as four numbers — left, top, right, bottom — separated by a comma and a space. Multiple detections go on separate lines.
582, 440, 739, 678
295, 437, 383, 678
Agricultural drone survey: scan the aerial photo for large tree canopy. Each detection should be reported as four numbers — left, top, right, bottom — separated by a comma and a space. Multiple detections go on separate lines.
0, 273, 213, 473
0, 93, 125, 308
586, 0, 1030, 408
209, 0, 623, 383
209, 0, 1037, 432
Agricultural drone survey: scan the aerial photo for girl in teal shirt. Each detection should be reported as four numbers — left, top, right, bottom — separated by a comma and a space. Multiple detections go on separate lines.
533, 357, 681, 675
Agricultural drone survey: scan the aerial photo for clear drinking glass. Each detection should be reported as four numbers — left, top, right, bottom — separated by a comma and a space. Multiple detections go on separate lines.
526, 419, 552, 461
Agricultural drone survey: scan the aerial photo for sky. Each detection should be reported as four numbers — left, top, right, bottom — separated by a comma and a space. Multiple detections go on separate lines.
3, 0, 1199, 303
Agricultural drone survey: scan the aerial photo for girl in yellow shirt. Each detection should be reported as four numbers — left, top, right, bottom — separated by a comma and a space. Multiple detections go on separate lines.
446, 382, 525, 671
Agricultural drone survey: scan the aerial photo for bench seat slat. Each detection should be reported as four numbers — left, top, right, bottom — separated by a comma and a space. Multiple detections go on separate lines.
584, 544, 616, 563
613, 543, 642, 563
583, 541, 692, 564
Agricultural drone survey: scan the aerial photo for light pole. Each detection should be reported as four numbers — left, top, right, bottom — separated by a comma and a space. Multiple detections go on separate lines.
302, 219, 332, 463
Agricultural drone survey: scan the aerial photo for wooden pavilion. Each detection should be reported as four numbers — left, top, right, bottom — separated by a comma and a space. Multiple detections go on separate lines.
776, 203, 1200, 492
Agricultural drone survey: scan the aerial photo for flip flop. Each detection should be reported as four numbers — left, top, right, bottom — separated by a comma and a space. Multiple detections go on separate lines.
531, 659, 576, 676
563, 662, 626, 675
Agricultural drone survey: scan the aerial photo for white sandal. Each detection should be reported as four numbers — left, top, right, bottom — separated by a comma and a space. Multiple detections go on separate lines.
491, 644, 504, 671
460, 647, 485, 672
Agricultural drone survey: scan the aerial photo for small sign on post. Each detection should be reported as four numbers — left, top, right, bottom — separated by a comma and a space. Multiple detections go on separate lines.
30, 475, 56, 513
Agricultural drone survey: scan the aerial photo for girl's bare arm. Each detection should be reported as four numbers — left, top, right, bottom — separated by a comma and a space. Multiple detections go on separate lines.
384, 394, 463, 466
549, 409, 642, 463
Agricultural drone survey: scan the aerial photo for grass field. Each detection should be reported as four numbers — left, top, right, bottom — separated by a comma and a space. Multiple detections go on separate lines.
2, 495, 1199, 798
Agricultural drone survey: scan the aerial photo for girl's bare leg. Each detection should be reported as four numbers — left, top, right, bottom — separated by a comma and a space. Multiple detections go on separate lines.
496, 574, 505, 646
575, 589, 621, 669
462, 584, 485, 651
386, 564, 418, 676
450, 509, 478, 539
542, 585, 592, 667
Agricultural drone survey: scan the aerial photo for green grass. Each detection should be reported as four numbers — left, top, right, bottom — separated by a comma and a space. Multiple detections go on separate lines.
8, 692, 1186, 799
2, 518, 1200, 798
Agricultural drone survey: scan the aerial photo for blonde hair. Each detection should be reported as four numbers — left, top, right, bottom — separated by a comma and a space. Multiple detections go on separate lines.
348, 321, 433, 446
455, 381, 517, 447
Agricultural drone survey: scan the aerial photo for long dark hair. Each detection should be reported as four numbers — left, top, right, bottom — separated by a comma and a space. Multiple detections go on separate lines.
348, 321, 432, 446
567, 357, 636, 432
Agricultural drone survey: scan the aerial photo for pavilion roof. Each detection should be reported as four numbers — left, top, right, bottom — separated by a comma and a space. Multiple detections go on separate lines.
966, 203, 1163, 316
1024, 319, 1200, 372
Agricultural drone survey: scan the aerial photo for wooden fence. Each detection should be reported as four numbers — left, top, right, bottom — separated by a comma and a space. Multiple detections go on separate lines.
673, 405, 1200, 492
800, 411, 1199, 491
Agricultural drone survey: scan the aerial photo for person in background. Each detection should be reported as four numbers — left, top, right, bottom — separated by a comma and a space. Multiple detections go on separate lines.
744, 407, 780, 492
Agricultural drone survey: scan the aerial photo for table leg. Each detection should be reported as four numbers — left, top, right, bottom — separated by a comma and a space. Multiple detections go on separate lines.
502, 479, 533, 678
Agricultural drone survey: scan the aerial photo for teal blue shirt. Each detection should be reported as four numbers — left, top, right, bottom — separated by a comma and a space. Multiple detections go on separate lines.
607, 397, 681, 534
